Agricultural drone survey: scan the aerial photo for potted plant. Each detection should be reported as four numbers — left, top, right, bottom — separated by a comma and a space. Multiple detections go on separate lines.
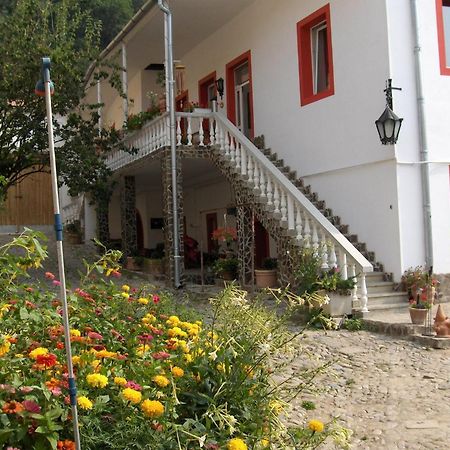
401, 266, 438, 304
408, 292, 432, 325
255, 257, 278, 288
143, 243, 165, 275
213, 257, 238, 281
64, 220, 82, 245
126, 255, 144, 271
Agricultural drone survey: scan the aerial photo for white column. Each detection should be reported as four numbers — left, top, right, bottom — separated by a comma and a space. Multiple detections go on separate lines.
121, 41, 128, 123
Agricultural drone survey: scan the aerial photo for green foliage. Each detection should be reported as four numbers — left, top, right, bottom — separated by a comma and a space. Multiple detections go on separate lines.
261, 257, 278, 270
301, 400, 316, 410
0, 233, 352, 449
341, 318, 363, 332
213, 257, 239, 277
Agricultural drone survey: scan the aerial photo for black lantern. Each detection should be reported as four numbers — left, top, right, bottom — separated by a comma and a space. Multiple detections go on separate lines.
375, 79, 403, 145
216, 77, 224, 100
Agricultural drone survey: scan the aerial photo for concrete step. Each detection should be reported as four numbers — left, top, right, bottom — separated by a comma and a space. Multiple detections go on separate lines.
363, 292, 407, 306
365, 281, 397, 294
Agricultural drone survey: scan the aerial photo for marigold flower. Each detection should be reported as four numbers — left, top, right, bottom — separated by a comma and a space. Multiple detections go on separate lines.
72, 356, 81, 365
121, 284, 130, 292
308, 419, 324, 433
141, 399, 164, 418
70, 329, 81, 337
138, 297, 149, 305
0, 338, 11, 357
2, 401, 24, 414
29, 347, 48, 359
114, 376, 127, 387
227, 438, 247, 450
57, 440, 76, 450
77, 396, 93, 410
121, 292, 130, 299
171, 366, 184, 378
152, 375, 170, 388
36, 352, 58, 368
121, 387, 142, 404
166, 315, 180, 327
86, 373, 108, 388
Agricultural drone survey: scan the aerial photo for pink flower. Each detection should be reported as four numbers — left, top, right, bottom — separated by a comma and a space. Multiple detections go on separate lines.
138, 334, 153, 342
88, 331, 103, 340
125, 381, 142, 391
152, 351, 170, 360
45, 272, 56, 280
112, 270, 121, 278
53, 280, 61, 286
20, 386, 34, 394
153, 294, 160, 304
22, 400, 41, 414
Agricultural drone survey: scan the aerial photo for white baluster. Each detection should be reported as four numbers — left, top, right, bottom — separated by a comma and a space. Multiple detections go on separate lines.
273, 184, 280, 215
235, 142, 241, 170
253, 163, 260, 192
215, 120, 220, 148
240, 145, 247, 177
187, 117, 192, 146
224, 132, 230, 157
259, 169, 266, 200
209, 118, 215, 145
287, 195, 295, 231
198, 116, 205, 146
312, 224, 319, 253
360, 273, 368, 313
247, 156, 254, 184
303, 213, 311, 247
329, 244, 337, 270
349, 263, 358, 304
320, 233, 329, 269
280, 190, 287, 222
218, 127, 224, 151
176, 117, 181, 146
295, 206, 303, 243
266, 177, 273, 208
338, 251, 347, 278
229, 136, 235, 162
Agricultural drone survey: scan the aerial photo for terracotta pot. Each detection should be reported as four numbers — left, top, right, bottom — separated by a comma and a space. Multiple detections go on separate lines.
65, 232, 82, 245
220, 270, 236, 281
254, 269, 277, 288
409, 307, 429, 325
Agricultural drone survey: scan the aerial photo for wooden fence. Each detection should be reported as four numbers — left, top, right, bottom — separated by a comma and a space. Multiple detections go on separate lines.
0, 170, 53, 226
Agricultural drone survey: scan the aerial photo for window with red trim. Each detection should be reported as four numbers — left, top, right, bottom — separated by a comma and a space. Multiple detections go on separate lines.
297, 4, 334, 106
436, 0, 450, 75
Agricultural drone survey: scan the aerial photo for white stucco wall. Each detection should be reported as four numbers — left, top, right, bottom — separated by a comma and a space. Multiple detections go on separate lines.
387, 0, 450, 275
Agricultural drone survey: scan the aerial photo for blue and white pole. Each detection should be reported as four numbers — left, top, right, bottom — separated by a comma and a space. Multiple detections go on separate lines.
35, 57, 81, 450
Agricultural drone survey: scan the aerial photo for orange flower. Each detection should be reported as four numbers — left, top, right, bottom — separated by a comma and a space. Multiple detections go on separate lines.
2, 401, 24, 414
36, 353, 58, 368
57, 440, 76, 450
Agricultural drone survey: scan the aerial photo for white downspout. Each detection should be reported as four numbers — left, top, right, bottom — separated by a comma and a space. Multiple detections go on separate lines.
411, 0, 433, 270
121, 41, 128, 123
157, 0, 181, 288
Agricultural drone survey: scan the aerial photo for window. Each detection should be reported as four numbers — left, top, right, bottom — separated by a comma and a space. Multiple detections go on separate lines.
297, 4, 334, 106
436, 0, 450, 75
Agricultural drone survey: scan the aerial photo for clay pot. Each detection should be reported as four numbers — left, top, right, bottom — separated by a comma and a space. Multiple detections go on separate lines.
409, 307, 429, 325
254, 269, 277, 288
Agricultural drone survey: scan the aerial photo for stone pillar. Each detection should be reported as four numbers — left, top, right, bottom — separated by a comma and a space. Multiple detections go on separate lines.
161, 150, 184, 286
235, 190, 254, 286
120, 176, 137, 259
96, 197, 110, 247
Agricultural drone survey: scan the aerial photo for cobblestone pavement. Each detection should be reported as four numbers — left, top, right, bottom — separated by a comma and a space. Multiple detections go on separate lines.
288, 330, 450, 450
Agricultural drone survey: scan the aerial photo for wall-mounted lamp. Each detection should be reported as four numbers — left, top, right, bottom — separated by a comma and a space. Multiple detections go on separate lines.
216, 77, 224, 100
375, 79, 403, 145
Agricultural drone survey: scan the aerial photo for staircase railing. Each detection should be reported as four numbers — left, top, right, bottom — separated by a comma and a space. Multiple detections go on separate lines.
105, 109, 373, 312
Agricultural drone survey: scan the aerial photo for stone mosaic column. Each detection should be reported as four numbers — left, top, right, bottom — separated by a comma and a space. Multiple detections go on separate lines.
235, 190, 254, 286
120, 176, 137, 259
161, 150, 184, 286
96, 198, 110, 247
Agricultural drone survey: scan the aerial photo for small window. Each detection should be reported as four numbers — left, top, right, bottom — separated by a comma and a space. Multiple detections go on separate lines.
297, 4, 334, 106
436, 0, 450, 75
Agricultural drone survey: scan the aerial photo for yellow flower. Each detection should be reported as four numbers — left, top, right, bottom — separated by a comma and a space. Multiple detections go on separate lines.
77, 396, 93, 410
168, 327, 188, 338
216, 363, 225, 373
29, 347, 48, 359
166, 315, 180, 327
86, 373, 108, 388
141, 399, 164, 418
138, 297, 149, 305
121, 292, 130, 299
184, 353, 193, 363
136, 345, 150, 356
91, 359, 101, 371
72, 356, 81, 365
308, 419, 324, 433
0, 339, 11, 357
15, 353, 24, 358
122, 388, 142, 404
70, 329, 81, 337
95, 350, 117, 359
260, 438, 270, 447
227, 438, 248, 450
122, 284, 130, 292
152, 375, 170, 388
114, 377, 127, 387
171, 366, 184, 378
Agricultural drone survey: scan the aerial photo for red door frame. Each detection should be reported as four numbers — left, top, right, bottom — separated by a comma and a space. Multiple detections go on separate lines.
225, 50, 254, 139
198, 71, 216, 108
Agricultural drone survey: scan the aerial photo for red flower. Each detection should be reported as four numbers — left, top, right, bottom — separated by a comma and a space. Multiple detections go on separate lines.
88, 331, 103, 340
36, 353, 58, 368
152, 351, 170, 360
45, 272, 56, 280
56, 342, 65, 349
153, 294, 160, 304
57, 440, 76, 450
22, 399, 41, 414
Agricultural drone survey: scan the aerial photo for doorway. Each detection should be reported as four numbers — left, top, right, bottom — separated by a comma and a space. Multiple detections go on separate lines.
226, 51, 254, 139
254, 219, 269, 268
206, 212, 218, 254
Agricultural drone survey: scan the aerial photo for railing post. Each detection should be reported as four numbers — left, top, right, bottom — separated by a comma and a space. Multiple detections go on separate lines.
360, 273, 369, 313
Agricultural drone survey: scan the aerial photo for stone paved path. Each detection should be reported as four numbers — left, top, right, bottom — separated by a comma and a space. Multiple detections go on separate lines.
289, 330, 450, 450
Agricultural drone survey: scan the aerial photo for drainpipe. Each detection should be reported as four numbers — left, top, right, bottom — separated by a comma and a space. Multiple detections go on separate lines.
410, 0, 433, 271
157, 0, 181, 287
121, 41, 128, 122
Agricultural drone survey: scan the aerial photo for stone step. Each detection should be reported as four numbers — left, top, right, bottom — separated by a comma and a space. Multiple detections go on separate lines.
365, 272, 387, 282
366, 281, 397, 294
362, 292, 407, 306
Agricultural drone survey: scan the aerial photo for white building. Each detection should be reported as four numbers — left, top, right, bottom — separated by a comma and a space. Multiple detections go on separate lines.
70, 0, 450, 312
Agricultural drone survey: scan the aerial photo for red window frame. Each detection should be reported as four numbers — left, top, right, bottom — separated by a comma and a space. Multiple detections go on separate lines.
198, 71, 216, 108
436, 0, 450, 75
297, 4, 335, 106
225, 50, 254, 139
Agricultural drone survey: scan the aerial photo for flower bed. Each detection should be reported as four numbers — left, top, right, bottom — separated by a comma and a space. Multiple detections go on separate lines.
0, 230, 350, 449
